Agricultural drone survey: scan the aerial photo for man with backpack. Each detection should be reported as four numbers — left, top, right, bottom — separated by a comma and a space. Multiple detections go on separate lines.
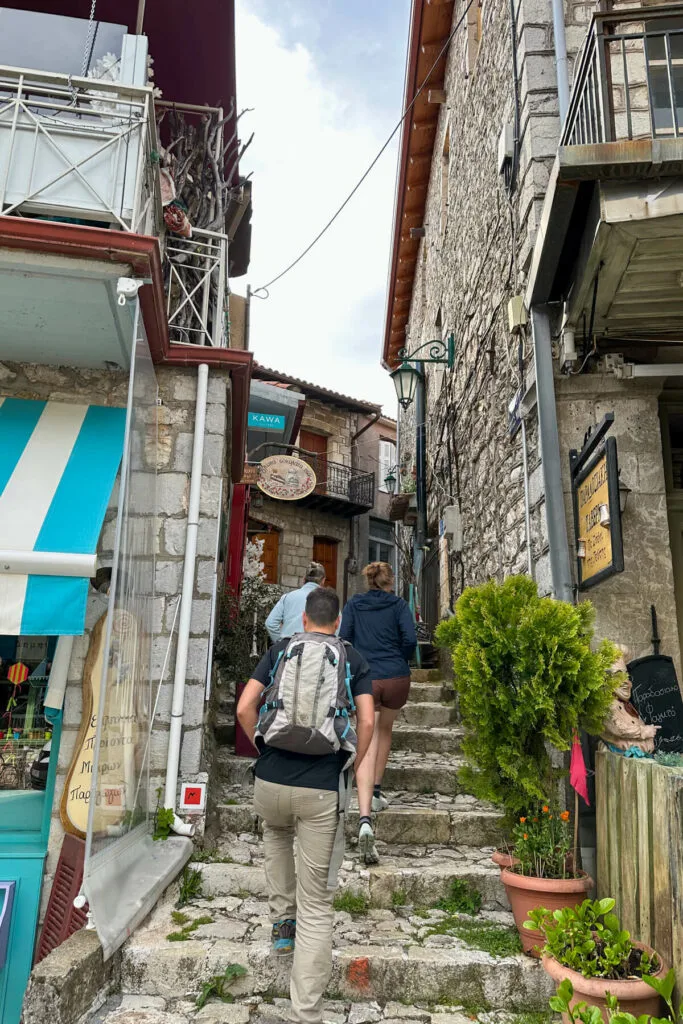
237, 587, 375, 1024
265, 562, 326, 642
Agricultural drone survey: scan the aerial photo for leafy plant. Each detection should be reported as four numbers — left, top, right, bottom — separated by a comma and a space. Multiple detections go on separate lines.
153, 787, 175, 841
333, 891, 369, 915
391, 889, 407, 907
434, 576, 621, 820
177, 866, 203, 908
551, 971, 680, 1024
512, 805, 574, 879
195, 964, 248, 1009
654, 752, 683, 768
435, 879, 482, 916
526, 898, 658, 981
422, 915, 521, 957
214, 540, 284, 682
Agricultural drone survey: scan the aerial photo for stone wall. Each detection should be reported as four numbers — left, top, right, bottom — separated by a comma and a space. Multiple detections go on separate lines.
249, 497, 350, 592
298, 398, 357, 466
556, 374, 682, 675
0, 358, 232, 911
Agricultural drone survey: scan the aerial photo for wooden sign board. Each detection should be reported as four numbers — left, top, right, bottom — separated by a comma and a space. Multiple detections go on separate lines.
241, 465, 259, 486
571, 435, 624, 590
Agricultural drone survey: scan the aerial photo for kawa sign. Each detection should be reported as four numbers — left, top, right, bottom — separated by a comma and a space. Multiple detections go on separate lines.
248, 412, 286, 431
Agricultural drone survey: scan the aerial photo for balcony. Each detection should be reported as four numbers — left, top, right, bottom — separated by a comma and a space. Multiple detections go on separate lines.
0, 64, 159, 233
559, 6, 683, 179
249, 443, 375, 518
166, 228, 229, 347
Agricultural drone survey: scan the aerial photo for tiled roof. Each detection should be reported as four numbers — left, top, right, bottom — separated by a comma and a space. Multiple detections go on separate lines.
253, 364, 382, 414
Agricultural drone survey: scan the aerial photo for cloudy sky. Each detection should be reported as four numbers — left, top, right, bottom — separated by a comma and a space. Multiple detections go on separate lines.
233, 0, 411, 413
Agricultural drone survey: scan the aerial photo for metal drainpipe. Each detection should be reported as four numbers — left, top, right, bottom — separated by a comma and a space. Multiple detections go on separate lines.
530, 307, 573, 602
551, 0, 570, 124
164, 362, 210, 834
414, 365, 427, 554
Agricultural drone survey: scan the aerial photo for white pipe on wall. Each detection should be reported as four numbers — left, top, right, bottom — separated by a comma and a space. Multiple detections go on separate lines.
164, 363, 210, 831
551, 0, 570, 124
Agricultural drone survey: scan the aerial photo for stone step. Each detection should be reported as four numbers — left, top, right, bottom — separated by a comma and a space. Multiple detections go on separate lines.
391, 726, 463, 754
408, 681, 454, 703
92, 994, 551, 1024
399, 702, 456, 729
197, 855, 509, 913
121, 895, 552, 1010
214, 751, 466, 799
410, 669, 442, 683
215, 797, 504, 850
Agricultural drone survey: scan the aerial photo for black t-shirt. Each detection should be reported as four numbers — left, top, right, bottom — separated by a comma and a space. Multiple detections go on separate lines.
250, 634, 373, 792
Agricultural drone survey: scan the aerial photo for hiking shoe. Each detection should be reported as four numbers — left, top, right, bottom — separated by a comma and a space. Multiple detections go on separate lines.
358, 822, 380, 865
271, 917, 296, 955
371, 793, 389, 812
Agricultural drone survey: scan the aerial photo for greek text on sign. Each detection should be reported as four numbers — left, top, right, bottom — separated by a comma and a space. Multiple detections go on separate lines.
577, 454, 612, 584
248, 412, 286, 431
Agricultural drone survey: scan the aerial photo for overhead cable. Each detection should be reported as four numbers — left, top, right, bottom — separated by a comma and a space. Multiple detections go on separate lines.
252, 0, 477, 299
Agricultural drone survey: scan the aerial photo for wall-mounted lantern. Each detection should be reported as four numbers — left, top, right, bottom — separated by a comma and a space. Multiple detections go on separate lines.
389, 334, 455, 410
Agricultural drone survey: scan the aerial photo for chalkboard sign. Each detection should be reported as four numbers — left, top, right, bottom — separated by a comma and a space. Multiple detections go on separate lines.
627, 654, 683, 754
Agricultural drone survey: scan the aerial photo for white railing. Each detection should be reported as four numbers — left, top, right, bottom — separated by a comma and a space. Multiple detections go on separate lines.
0, 65, 160, 234
165, 228, 229, 347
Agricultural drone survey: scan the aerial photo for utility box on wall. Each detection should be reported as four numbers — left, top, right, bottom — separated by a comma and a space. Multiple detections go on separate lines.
441, 505, 463, 553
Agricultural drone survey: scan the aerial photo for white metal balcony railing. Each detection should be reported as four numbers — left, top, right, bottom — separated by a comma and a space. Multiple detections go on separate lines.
562, 7, 683, 148
165, 228, 229, 347
0, 65, 160, 233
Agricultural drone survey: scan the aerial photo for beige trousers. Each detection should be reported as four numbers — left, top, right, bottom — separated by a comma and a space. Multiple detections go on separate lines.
253, 777, 339, 1024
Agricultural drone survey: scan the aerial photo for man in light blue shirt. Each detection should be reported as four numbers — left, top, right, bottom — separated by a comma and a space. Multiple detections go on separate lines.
265, 562, 326, 642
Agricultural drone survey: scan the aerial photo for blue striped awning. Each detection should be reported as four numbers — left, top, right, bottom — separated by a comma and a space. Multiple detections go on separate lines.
0, 398, 126, 636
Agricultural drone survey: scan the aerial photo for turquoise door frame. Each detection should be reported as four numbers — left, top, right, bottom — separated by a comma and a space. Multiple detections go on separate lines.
0, 713, 62, 1024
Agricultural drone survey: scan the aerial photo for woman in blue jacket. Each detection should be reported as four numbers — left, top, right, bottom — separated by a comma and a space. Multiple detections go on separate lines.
340, 561, 416, 865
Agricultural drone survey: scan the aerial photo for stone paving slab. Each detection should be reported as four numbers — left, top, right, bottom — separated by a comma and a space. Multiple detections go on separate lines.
390, 728, 463, 755
399, 704, 456, 729
91, 995, 553, 1024
407, 683, 455, 703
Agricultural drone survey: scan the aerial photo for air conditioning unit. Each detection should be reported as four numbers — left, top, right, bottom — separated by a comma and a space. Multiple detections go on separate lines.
442, 505, 463, 553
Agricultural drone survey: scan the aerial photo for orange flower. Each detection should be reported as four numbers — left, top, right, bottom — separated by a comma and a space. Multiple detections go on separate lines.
523, 833, 528, 840
532, 817, 538, 823
519, 817, 527, 823
560, 810, 570, 822
548, 815, 553, 820
542, 805, 549, 813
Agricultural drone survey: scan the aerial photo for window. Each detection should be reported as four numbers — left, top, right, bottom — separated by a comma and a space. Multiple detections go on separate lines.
369, 518, 397, 574
378, 439, 397, 492
440, 129, 450, 235
466, 0, 483, 76
645, 17, 683, 136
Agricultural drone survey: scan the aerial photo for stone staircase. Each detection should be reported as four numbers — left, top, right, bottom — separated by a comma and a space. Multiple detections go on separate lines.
94, 670, 554, 1024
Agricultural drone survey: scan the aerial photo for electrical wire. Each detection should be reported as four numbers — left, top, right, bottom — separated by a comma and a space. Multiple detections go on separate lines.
251, 0, 477, 299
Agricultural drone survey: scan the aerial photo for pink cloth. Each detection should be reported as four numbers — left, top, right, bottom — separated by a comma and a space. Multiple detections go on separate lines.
570, 735, 590, 806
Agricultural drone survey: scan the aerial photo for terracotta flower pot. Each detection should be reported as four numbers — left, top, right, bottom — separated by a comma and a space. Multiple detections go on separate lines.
501, 867, 594, 957
542, 944, 667, 1023
491, 850, 517, 872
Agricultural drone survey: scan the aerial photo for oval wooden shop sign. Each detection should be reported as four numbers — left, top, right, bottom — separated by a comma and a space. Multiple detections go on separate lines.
257, 455, 316, 501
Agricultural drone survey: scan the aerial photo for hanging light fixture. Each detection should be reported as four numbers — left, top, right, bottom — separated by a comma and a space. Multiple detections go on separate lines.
388, 334, 455, 411
383, 468, 397, 492
390, 363, 422, 410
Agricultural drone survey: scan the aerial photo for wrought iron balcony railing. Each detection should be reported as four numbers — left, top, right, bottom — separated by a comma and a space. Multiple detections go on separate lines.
165, 228, 229, 347
0, 65, 160, 233
249, 443, 375, 515
562, 7, 683, 148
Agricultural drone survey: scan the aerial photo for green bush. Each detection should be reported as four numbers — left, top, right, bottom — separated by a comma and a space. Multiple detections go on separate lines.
435, 576, 620, 820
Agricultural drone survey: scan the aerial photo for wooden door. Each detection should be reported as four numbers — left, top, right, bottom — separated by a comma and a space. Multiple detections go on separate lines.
251, 531, 279, 584
300, 430, 327, 494
313, 537, 338, 591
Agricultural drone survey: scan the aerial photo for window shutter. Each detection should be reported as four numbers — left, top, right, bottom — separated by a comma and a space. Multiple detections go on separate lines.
35, 834, 88, 963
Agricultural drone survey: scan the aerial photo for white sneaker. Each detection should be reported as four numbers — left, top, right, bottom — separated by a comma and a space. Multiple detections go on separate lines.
371, 793, 389, 812
358, 822, 380, 865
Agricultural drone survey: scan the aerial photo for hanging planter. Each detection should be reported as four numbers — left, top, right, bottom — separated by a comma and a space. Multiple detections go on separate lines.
389, 493, 410, 522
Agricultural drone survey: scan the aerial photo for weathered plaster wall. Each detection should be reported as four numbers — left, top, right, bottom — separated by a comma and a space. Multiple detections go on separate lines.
0, 359, 232, 912
556, 374, 682, 676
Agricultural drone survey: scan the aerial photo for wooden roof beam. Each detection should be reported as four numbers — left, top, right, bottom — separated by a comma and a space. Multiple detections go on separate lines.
421, 40, 450, 63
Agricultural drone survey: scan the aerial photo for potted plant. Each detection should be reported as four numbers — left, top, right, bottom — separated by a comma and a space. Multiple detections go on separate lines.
527, 898, 668, 1022
551, 968, 679, 1024
434, 576, 620, 861
502, 805, 592, 954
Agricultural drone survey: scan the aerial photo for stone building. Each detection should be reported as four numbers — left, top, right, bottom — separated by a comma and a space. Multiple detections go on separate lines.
383, 0, 683, 679
245, 366, 383, 602
0, 2, 253, 1014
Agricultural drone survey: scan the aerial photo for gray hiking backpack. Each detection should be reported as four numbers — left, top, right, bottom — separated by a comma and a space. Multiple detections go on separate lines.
255, 633, 357, 767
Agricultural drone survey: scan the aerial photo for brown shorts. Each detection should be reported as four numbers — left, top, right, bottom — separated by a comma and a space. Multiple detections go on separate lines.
372, 675, 411, 711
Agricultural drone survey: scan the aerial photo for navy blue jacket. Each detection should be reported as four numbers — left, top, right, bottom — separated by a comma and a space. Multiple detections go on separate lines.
340, 589, 417, 680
